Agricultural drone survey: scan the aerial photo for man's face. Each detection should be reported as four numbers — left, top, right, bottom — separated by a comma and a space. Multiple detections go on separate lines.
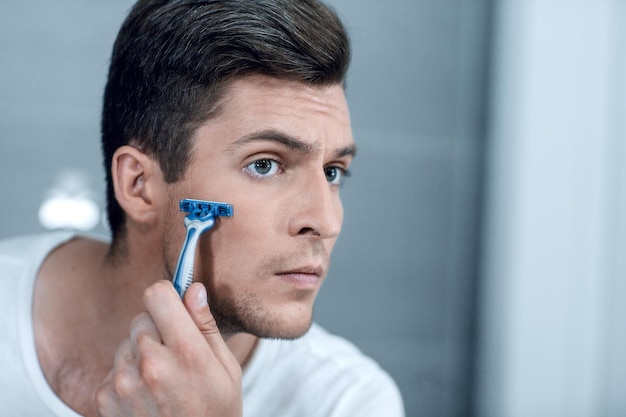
165, 75, 355, 339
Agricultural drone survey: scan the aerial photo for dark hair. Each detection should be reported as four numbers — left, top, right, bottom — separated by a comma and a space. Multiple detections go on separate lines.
101, 0, 351, 240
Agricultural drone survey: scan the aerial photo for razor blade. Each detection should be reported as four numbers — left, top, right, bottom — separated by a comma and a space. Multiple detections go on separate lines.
179, 198, 234, 220
172, 198, 234, 297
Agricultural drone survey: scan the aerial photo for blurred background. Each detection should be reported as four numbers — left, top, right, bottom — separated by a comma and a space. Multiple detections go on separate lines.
1, 1, 624, 416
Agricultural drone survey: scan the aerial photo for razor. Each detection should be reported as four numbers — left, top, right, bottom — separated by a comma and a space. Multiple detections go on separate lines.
172, 198, 234, 297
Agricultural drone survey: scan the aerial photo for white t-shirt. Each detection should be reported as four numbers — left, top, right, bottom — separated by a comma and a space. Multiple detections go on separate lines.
0, 232, 404, 416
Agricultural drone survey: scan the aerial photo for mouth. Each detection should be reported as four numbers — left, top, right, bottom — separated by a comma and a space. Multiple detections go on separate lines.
275, 265, 325, 289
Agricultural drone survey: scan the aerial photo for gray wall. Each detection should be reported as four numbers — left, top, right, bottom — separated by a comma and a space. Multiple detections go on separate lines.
0, 2, 492, 416
317, 1, 491, 416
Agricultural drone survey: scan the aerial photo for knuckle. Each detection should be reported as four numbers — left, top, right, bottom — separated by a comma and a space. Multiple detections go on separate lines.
153, 279, 172, 292
95, 385, 110, 411
130, 311, 151, 328
143, 280, 172, 302
138, 353, 162, 387
134, 331, 153, 349
112, 367, 135, 397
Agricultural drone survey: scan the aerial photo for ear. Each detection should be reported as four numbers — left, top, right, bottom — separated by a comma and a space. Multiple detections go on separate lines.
111, 145, 164, 226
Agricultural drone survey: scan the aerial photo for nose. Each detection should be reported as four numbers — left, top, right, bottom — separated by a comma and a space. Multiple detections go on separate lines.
287, 173, 343, 239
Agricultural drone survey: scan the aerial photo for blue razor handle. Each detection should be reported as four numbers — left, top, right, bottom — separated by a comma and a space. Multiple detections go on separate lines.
172, 199, 233, 297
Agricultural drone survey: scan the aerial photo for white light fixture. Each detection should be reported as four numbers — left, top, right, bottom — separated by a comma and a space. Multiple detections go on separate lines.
38, 169, 101, 232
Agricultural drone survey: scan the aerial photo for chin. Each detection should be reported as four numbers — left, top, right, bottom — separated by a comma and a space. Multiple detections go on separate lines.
211, 297, 315, 340
264, 317, 314, 340
243, 312, 314, 340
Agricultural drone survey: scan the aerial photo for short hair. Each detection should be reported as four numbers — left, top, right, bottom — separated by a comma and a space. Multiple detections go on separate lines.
101, 0, 351, 240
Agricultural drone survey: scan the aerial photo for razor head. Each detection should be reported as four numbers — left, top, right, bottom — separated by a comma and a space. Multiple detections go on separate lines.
179, 198, 234, 221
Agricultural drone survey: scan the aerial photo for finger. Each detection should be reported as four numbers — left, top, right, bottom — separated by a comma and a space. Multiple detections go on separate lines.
96, 369, 115, 416
183, 282, 235, 364
130, 311, 162, 359
142, 280, 209, 348
109, 338, 141, 401
113, 337, 135, 368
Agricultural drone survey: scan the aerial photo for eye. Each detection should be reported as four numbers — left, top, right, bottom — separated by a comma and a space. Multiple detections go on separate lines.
245, 158, 281, 178
325, 166, 350, 186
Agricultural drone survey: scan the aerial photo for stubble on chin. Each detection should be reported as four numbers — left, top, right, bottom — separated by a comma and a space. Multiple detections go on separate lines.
208, 283, 316, 340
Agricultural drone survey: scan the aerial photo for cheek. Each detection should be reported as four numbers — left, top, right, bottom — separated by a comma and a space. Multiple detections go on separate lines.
203, 209, 275, 271
222, 195, 279, 239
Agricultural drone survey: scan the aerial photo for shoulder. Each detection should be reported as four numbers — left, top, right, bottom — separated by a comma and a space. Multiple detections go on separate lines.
0, 232, 75, 285
0, 231, 77, 262
0, 231, 107, 301
0, 231, 81, 323
243, 323, 404, 416
0, 231, 86, 416
0, 231, 109, 267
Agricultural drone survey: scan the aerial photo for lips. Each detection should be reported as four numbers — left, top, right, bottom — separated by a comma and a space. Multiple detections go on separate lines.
277, 265, 324, 276
275, 265, 325, 288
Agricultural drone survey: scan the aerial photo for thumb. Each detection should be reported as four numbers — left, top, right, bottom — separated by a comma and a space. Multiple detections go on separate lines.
183, 282, 233, 362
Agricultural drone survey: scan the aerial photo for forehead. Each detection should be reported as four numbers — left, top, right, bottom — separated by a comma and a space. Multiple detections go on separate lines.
224, 74, 348, 110
202, 75, 353, 144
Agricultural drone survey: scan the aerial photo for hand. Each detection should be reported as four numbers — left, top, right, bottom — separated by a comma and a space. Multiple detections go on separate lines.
96, 281, 243, 417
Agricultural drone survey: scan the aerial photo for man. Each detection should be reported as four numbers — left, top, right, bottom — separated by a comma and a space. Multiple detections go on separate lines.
0, 0, 404, 416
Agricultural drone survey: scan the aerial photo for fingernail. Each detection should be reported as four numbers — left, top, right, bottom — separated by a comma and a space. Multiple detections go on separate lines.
197, 285, 208, 307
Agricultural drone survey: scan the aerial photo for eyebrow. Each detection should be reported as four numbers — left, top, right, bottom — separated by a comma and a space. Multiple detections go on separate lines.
229, 129, 357, 159
336, 144, 357, 159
